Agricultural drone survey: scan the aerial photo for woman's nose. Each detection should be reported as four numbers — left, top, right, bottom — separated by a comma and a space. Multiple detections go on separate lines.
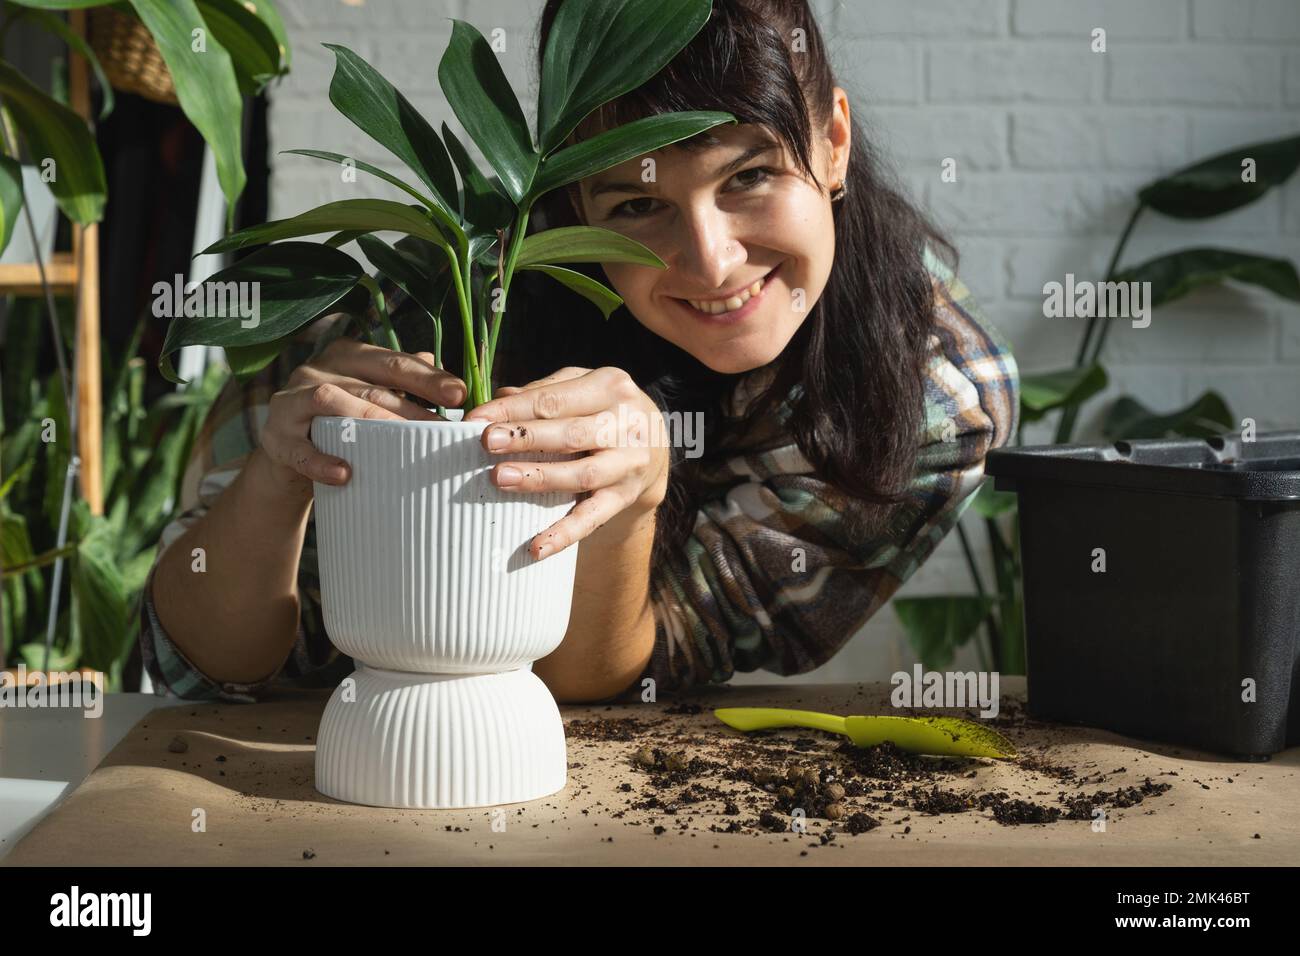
671, 207, 746, 290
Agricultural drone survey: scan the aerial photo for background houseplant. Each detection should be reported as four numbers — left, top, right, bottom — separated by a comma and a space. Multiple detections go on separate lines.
0, 0, 290, 246
896, 133, 1300, 675
0, 0, 285, 680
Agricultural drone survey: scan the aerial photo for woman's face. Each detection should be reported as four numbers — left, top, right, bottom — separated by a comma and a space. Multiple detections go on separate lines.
576, 88, 853, 375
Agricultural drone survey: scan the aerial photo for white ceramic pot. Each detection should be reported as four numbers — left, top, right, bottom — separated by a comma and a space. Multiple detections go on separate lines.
309, 416, 578, 808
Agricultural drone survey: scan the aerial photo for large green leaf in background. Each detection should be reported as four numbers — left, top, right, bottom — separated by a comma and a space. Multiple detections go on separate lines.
893, 596, 994, 671
1019, 364, 1109, 423
1114, 248, 1300, 309
160, 241, 364, 382
0, 155, 23, 256
532, 110, 736, 199
438, 20, 536, 204
71, 512, 128, 672
17, 6, 114, 119
127, 0, 246, 217
0, 59, 105, 223
1102, 391, 1234, 441
537, 0, 713, 155
196, 0, 290, 94
324, 43, 460, 228
1139, 134, 1300, 220
515, 225, 665, 269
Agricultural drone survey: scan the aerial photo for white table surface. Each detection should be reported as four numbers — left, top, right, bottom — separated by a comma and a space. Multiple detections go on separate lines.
0, 693, 188, 860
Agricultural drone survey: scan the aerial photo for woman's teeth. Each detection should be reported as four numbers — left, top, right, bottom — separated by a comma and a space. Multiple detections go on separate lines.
688, 279, 764, 315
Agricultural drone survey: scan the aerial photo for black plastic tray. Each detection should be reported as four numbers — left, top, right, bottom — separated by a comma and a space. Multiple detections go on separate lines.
985, 431, 1300, 757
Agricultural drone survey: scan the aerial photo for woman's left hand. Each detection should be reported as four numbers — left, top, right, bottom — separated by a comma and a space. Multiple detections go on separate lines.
464, 366, 670, 560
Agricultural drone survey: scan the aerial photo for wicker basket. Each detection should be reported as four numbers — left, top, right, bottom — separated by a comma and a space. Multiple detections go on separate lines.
87, 6, 177, 106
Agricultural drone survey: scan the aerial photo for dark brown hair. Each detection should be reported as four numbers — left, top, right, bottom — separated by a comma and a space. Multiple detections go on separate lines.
496, 0, 951, 566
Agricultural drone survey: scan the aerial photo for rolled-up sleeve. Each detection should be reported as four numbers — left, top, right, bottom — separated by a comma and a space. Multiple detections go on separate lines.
640, 265, 1019, 695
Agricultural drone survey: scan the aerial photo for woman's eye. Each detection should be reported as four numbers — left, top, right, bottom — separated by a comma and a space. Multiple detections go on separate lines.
609, 197, 662, 219
728, 166, 775, 190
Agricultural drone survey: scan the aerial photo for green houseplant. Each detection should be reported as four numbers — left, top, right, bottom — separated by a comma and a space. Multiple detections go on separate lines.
154, 0, 735, 810
0, 0, 291, 247
159, 0, 735, 410
896, 133, 1300, 675
0, 0, 289, 680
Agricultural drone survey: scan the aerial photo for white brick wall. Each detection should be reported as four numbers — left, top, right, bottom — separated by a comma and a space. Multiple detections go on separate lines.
265, 0, 1300, 684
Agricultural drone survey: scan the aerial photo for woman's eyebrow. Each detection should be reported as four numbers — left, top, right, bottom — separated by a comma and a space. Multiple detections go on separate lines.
585, 142, 780, 198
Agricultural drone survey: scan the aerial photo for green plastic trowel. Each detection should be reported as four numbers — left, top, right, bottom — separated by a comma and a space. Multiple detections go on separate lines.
713, 707, 1018, 759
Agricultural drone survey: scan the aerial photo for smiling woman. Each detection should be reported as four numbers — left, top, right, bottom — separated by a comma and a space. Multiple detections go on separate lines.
137, 0, 1018, 708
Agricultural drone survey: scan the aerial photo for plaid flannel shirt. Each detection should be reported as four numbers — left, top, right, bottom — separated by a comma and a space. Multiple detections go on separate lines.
137, 250, 1019, 701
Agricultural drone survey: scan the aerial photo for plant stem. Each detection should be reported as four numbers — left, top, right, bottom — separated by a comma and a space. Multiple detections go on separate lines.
485, 207, 531, 390
2, 543, 77, 578
956, 521, 997, 673
359, 276, 400, 352
445, 247, 483, 410
1056, 204, 1144, 444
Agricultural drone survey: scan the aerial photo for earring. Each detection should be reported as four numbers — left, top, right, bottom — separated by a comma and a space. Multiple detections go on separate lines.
830, 180, 847, 202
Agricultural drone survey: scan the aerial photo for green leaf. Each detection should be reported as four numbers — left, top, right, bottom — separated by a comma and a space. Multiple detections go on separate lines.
160, 241, 364, 383
20, 7, 115, 119
71, 519, 129, 672
18, 643, 78, 673
0, 60, 105, 224
970, 479, 1016, 519
356, 234, 448, 320
224, 339, 289, 380
0, 154, 23, 257
515, 225, 665, 269
1139, 134, 1300, 219
438, 20, 537, 204
279, 149, 457, 236
537, 0, 713, 155
1114, 248, 1300, 309
1020, 364, 1108, 423
202, 198, 448, 255
520, 264, 623, 318
0, 461, 33, 503
127, 0, 246, 214
1101, 391, 1234, 441
323, 43, 460, 227
441, 122, 514, 233
532, 111, 735, 198
196, 0, 289, 95
1, 511, 33, 567
893, 596, 994, 672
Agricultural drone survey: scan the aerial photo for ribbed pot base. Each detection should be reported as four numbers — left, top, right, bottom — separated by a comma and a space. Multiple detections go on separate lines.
314, 664, 567, 809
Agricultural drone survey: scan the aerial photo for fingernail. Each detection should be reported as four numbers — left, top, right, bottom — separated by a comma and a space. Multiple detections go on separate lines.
496, 465, 522, 486
486, 427, 510, 451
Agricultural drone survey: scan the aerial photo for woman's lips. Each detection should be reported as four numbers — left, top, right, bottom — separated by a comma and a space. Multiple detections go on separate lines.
672, 267, 777, 324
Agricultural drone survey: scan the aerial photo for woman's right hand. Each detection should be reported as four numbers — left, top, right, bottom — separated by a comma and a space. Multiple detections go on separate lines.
259, 337, 467, 497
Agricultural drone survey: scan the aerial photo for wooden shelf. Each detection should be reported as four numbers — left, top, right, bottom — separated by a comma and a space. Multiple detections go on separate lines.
0, 252, 78, 296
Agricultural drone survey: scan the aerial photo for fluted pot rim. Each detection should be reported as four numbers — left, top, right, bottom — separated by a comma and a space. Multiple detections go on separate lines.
314, 414, 493, 435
